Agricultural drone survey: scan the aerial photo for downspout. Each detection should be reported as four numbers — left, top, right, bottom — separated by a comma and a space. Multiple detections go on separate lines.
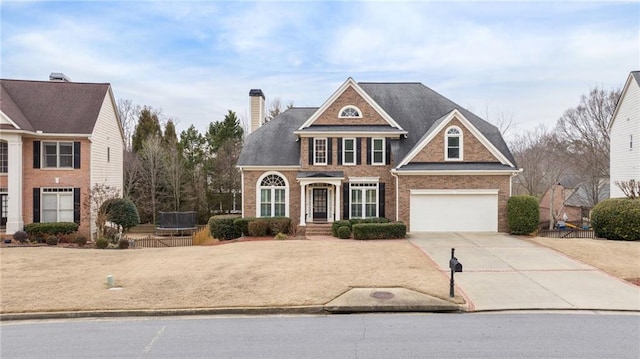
390, 170, 399, 221
239, 168, 245, 218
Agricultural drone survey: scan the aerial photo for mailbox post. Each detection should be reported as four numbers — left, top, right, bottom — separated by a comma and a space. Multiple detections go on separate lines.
449, 248, 463, 297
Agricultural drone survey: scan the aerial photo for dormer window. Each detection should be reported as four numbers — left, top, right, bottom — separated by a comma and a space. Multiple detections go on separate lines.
339, 106, 362, 118
445, 126, 463, 160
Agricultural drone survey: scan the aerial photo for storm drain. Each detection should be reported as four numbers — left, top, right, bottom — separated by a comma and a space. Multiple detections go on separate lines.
370, 291, 395, 300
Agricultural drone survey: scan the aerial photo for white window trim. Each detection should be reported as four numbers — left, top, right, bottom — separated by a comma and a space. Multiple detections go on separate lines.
0, 141, 7, 174
43, 141, 74, 169
445, 126, 463, 161
338, 105, 362, 118
342, 138, 356, 165
314, 138, 328, 165
41, 187, 74, 223
349, 182, 379, 219
255, 171, 289, 218
371, 138, 385, 165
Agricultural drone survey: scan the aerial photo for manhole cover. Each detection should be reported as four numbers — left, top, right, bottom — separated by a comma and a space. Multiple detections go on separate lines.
370, 291, 395, 300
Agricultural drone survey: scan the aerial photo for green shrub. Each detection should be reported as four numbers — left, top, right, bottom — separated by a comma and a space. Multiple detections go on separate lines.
46, 235, 58, 246
248, 220, 269, 237
13, 230, 29, 244
352, 222, 406, 240
118, 238, 130, 249
268, 217, 291, 235
233, 217, 256, 235
74, 235, 88, 247
591, 198, 640, 240
331, 220, 351, 237
24, 222, 79, 237
507, 196, 539, 235
274, 232, 288, 240
208, 215, 242, 240
103, 198, 140, 233
95, 237, 109, 249
337, 226, 351, 239
349, 217, 390, 225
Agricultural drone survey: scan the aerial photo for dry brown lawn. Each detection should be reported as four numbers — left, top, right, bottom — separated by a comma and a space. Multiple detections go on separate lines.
0, 239, 461, 314
527, 237, 640, 283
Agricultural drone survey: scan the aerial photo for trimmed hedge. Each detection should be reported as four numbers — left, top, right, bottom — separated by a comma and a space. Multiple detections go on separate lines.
233, 217, 292, 237
95, 237, 109, 249
208, 215, 242, 241
507, 196, 539, 235
24, 222, 79, 237
248, 221, 269, 237
352, 222, 406, 240
331, 220, 351, 237
337, 226, 351, 239
591, 198, 640, 241
349, 217, 390, 225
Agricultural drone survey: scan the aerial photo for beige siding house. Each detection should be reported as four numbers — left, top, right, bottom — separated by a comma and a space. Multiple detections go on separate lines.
0, 74, 124, 236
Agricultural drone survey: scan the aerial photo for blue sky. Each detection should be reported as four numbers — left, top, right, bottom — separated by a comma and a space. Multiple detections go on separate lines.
2, 1, 638, 139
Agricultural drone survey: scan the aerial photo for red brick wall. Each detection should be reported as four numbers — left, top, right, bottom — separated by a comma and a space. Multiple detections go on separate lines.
312, 87, 389, 126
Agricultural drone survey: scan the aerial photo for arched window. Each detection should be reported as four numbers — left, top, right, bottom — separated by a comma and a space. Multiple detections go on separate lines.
257, 173, 288, 217
339, 105, 362, 118
445, 126, 463, 160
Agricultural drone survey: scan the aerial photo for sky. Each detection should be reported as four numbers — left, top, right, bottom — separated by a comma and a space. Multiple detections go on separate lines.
1, 0, 638, 140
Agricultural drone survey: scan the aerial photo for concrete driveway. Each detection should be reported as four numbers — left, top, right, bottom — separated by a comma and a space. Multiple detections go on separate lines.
410, 232, 640, 311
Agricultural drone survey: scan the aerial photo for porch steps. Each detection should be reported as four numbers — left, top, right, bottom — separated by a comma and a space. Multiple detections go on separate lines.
304, 223, 333, 237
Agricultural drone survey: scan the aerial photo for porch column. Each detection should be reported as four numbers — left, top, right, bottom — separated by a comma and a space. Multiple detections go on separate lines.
5, 134, 23, 234
335, 183, 341, 221
299, 183, 306, 226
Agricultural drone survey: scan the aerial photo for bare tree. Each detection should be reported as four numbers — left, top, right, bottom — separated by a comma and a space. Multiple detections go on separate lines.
163, 141, 185, 211
484, 104, 515, 140
83, 183, 120, 239
117, 99, 141, 151
615, 180, 640, 199
123, 150, 139, 200
137, 136, 166, 224
265, 97, 293, 122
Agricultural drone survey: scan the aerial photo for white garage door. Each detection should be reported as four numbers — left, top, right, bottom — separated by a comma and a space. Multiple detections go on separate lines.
410, 189, 499, 232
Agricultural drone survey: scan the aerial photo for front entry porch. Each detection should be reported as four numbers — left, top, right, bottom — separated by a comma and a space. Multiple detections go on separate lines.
297, 171, 344, 226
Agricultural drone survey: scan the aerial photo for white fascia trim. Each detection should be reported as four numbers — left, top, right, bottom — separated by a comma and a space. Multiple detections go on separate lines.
21, 132, 92, 139
236, 165, 300, 171
397, 109, 515, 168
392, 169, 521, 176
297, 177, 344, 186
348, 176, 380, 183
608, 72, 636, 130
294, 130, 407, 137
297, 78, 404, 131
410, 189, 499, 195
0, 110, 20, 129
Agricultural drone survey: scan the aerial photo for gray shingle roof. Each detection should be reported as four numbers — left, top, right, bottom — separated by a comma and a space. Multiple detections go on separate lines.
238, 81, 518, 169
0, 79, 110, 134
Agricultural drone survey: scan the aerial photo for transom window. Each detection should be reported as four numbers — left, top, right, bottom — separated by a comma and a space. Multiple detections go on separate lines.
0, 141, 7, 173
42, 188, 74, 222
43, 141, 73, 168
372, 138, 385, 165
343, 138, 355, 165
445, 126, 462, 160
314, 138, 327, 165
339, 106, 362, 118
350, 183, 377, 219
259, 173, 287, 217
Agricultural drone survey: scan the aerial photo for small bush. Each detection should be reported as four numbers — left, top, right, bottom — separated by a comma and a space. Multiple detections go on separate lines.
268, 217, 291, 235
233, 217, 256, 235
74, 235, 88, 247
208, 215, 242, 240
352, 222, 406, 240
118, 239, 130, 249
337, 226, 351, 239
13, 230, 29, 244
331, 220, 351, 237
349, 217, 390, 225
274, 232, 288, 240
591, 198, 640, 240
507, 196, 539, 235
248, 220, 269, 237
24, 222, 79, 237
95, 237, 109, 249
46, 235, 58, 246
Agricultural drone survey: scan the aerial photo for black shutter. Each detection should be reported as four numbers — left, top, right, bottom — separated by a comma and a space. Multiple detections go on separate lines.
343, 183, 349, 220
73, 142, 81, 169
385, 138, 391, 165
33, 141, 41, 168
356, 138, 362, 165
366, 138, 372, 165
379, 183, 385, 218
337, 138, 342, 165
33, 188, 41, 222
327, 138, 333, 165
73, 188, 81, 224
308, 138, 314, 165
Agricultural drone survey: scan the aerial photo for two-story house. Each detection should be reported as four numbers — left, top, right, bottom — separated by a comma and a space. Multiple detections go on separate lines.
609, 71, 639, 198
0, 74, 124, 236
237, 78, 520, 232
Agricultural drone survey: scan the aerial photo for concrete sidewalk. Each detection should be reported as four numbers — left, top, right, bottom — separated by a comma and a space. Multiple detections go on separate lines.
410, 232, 640, 311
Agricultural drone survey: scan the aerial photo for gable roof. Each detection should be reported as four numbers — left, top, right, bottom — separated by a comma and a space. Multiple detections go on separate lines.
238, 79, 517, 169
608, 70, 640, 130
0, 79, 111, 135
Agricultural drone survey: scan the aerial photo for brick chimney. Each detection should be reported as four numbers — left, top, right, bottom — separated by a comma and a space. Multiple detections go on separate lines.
249, 89, 265, 134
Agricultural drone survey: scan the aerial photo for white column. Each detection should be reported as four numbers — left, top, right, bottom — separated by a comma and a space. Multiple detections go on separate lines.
299, 183, 306, 226
5, 135, 23, 234
335, 183, 341, 221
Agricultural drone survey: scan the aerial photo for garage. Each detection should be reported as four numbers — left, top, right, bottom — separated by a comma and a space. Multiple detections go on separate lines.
409, 189, 499, 232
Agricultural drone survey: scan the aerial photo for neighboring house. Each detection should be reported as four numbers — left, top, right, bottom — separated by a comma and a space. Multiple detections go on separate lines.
0, 73, 124, 236
540, 178, 609, 226
609, 71, 640, 198
237, 78, 520, 232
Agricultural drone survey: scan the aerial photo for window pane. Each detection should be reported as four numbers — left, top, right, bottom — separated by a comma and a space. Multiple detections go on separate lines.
59, 194, 73, 210
315, 139, 327, 164
351, 189, 362, 218
448, 137, 459, 147
59, 143, 73, 155
373, 139, 383, 150
344, 139, 354, 151
448, 148, 460, 158
344, 152, 354, 164
0, 142, 7, 173
44, 143, 58, 167
275, 204, 285, 217
373, 151, 383, 163
260, 189, 271, 217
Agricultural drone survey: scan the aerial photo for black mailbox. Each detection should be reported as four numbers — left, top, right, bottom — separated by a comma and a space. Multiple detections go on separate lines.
449, 248, 463, 297
450, 257, 463, 272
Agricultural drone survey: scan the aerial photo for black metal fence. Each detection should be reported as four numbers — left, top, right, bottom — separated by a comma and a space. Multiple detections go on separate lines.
538, 229, 595, 239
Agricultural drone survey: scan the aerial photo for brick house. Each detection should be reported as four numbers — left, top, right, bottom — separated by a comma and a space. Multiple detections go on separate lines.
237, 78, 520, 232
0, 74, 124, 236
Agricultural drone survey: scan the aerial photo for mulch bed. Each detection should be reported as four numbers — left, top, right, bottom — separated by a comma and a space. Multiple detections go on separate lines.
625, 278, 640, 286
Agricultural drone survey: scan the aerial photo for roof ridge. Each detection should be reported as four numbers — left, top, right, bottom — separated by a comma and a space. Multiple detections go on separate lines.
0, 78, 110, 86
